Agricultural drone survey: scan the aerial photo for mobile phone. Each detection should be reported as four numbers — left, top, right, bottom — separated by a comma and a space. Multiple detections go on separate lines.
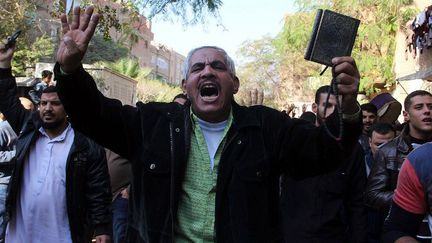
4, 30, 21, 49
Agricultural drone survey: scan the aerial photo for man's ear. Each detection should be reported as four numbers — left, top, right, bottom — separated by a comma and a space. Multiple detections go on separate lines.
312, 103, 318, 113
403, 110, 409, 122
181, 79, 187, 94
233, 76, 240, 94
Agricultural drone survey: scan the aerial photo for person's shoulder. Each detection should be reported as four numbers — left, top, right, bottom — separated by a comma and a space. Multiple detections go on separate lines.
405, 143, 432, 185
407, 143, 432, 166
377, 136, 399, 153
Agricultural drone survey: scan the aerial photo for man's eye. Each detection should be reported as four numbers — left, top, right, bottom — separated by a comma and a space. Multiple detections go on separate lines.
211, 62, 227, 70
191, 64, 204, 72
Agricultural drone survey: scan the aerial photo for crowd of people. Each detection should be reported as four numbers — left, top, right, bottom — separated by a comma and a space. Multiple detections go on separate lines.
0, 5, 431, 243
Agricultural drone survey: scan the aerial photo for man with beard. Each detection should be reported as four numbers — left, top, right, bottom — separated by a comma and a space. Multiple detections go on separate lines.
358, 103, 378, 153
53, 7, 362, 242
0, 43, 112, 242
280, 85, 367, 243
366, 90, 432, 242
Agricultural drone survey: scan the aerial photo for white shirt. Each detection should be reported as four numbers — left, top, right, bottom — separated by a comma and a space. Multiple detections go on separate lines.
6, 124, 74, 243
196, 117, 228, 170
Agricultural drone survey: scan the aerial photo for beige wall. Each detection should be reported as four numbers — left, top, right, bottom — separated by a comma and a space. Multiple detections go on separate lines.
392, 0, 432, 120
149, 43, 185, 85
85, 66, 137, 106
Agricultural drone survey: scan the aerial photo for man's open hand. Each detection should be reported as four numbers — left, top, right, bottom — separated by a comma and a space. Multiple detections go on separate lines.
57, 6, 100, 73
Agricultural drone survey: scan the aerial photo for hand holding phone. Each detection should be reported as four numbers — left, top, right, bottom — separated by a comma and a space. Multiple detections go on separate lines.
4, 30, 21, 49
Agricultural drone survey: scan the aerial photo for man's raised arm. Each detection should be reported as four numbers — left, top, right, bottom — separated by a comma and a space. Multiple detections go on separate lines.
55, 6, 140, 159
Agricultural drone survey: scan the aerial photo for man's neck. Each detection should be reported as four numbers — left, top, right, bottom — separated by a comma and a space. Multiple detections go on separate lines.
408, 126, 432, 142
45, 123, 68, 139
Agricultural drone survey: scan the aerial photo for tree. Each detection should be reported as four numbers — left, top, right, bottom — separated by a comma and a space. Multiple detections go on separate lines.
1, 0, 223, 75
237, 0, 416, 108
12, 35, 55, 76
83, 34, 129, 64
131, 0, 222, 25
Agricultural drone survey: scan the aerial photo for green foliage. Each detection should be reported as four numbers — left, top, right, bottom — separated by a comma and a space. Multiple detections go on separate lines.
136, 78, 182, 103
83, 34, 129, 64
132, 0, 223, 25
12, 35, 55, 76
102, 58, 145, 79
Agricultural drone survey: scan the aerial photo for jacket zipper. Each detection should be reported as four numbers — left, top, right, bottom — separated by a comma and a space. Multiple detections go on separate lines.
169, 121, 175, 243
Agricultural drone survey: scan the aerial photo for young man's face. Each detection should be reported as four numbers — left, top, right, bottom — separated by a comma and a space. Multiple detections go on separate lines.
39, 92, 67, 129
182, 48, 239, 123
369, 131, 395, 156
362, 110, 377, 134
317, 93, 337, 120
404, 95, 432, 139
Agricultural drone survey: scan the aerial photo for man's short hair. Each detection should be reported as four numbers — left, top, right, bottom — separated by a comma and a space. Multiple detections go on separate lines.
404, 90, 432, 111
368, 122, 395, 138
42, 85, 57, 94
182, 46, 236, 80
360, 103, 377, 115
173, 93, 187, 102
41, 70, 53, 78
314, 85, 334, 104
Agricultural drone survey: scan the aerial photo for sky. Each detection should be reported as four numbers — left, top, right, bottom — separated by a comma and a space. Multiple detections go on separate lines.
150, 0, 296, 60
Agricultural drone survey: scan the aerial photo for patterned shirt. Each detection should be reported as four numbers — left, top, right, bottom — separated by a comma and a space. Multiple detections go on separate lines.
175, 111, 233, 242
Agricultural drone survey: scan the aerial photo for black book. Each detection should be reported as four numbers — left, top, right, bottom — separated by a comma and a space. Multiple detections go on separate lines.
304, 9, 360, 66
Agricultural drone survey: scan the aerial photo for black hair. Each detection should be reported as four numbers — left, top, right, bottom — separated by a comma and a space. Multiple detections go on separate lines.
314, 85, 334, 104
42, 85, 58, 94
41, 70, 53, 78
404, 90, 432, 111
368, 122, 395, 138
360, 103, 377, 115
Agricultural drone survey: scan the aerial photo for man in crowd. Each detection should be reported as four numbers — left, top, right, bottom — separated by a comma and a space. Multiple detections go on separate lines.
366, 90, 432, 242
54, 6, 361, 242
383, 142, 432, 243
359, 103, 378, 152
106, 148, 131, 243
0, 113, 16, 243
280, 85, 367, 243
29, 70, 53, 105
364, 123, 396, 243
0, 43, 112, 242
365, 123, 396, 176
0, 98, 34, 242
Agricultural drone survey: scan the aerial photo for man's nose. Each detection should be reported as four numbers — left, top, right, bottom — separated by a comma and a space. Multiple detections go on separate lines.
45, 102, 53, 110
201, 64, 216, 78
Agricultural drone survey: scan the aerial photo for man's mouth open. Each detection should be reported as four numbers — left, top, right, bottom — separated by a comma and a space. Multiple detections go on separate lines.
200, 83, 219, 102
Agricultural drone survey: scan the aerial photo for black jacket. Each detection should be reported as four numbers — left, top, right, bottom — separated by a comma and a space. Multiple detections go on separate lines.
280, 143, 367, 243
0, 69, 112, 243
365, 126, 411, 211
55, 64, 361, 243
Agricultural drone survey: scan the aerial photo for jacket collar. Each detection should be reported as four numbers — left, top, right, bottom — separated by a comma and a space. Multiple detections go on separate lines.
178, 100, 261, 130
396, 125, 411, 153
230, 101, 261, 129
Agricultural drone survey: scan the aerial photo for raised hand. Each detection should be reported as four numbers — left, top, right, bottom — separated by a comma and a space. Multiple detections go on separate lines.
249, 89, 264, 106
286, 103, 295, 116
0, 39, 15, 69
57, 6, 100, 73
331, 57, 360, 114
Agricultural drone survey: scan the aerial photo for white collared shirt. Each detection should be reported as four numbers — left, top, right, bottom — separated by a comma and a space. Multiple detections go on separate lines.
6, 124, 74, 243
